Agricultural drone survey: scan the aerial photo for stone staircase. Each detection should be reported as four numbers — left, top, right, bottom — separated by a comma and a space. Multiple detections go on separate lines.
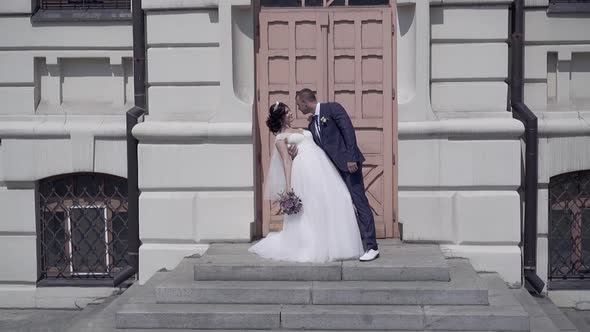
115, 241, 560, 331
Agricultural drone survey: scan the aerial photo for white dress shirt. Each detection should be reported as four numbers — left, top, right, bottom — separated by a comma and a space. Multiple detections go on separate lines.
314, 102, 321, 139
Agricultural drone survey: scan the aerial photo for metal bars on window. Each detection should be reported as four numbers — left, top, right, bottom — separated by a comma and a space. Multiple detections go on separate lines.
40, 0, 131, 10
549, 170, 590, 286
548, 0, 590, 13
260, 0, 389, 7
38, 173, 130, 283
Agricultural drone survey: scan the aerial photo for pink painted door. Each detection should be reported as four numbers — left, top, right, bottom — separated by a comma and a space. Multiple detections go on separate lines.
257, 5, 398, 238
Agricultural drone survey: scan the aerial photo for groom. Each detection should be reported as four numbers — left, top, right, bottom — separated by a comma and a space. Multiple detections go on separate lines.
294, 89, 379, 262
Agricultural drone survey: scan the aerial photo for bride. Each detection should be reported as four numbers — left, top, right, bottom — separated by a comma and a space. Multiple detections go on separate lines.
248, 102, 364, 263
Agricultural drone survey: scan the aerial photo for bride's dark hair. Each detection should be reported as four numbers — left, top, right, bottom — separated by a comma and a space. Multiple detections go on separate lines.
266, 102, 288, 134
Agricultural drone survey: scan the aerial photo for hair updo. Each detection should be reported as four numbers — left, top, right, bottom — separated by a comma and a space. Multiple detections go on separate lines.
266, 102, 288, 134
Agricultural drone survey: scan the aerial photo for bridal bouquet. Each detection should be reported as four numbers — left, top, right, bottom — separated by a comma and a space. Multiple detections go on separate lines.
277, 190, 303, 215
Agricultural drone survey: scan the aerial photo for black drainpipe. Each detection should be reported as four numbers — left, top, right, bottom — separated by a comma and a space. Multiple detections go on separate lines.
115, 0, 146, 286
510, 0, 544, 295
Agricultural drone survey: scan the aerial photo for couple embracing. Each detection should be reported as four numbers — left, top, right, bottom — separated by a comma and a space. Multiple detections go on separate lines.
249, 89, 380, 263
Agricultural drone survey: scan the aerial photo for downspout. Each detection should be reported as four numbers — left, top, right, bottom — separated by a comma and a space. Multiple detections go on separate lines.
115, 0, 146, 286
510, 0, 544, 294
131, 0, 147, 111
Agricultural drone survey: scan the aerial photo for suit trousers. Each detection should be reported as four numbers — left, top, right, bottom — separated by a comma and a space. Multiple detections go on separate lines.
339, 165, 378, 251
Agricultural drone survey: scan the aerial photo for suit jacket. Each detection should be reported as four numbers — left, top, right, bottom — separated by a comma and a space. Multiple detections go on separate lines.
308, 102, 365, 173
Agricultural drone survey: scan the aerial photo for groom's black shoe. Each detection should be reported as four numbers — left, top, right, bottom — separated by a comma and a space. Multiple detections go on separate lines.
359, 249, 380, 262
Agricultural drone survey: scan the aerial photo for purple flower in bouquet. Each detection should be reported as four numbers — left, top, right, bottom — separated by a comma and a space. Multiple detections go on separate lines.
277, 190, 303, 215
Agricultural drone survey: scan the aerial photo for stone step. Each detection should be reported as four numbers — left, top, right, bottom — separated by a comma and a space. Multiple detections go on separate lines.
120, 330, 502, 332
158, 260, 486, 305
314, 259, 485, 305
193, 244, 450, 282
156, 280, 487, 305
312, 280, 487, 305
116, 303, 529, 331
156, 281, 488, 305
193, 254, 342, 281
156, 280, 312, 304
284, 304, 529, 331
116, 304, 281, 330
420, 305, 529, 331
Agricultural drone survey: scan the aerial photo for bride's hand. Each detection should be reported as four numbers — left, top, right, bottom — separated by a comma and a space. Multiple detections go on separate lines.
347, 162, 359, 173
288, 145, 298, 159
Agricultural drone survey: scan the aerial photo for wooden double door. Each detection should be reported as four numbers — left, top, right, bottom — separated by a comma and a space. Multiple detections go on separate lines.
256, 4, 398, 238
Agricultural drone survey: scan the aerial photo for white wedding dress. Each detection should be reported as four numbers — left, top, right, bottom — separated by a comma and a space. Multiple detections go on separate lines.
249, 130, 364, 263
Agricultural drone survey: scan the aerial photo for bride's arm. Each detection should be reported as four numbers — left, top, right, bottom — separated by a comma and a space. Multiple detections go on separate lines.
275, 139, 293, 191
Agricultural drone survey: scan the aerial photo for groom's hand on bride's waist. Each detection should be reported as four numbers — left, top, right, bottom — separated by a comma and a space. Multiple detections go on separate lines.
347, 162, 358, 173
288, 145, 298, 159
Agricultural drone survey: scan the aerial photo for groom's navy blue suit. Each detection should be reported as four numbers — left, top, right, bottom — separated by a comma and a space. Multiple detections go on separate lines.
308, 102, 378, 251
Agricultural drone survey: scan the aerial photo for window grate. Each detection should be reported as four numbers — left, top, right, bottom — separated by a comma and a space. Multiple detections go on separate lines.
38, 173, 130, 282
40, 0, 131, 10
261, 0, 389, 8
549, 170, 590, 285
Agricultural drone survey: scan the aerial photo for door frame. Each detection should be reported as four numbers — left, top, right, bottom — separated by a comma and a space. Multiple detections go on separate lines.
252, 0, 399, 240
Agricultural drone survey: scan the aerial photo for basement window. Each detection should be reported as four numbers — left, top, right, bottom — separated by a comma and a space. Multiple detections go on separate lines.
548, 0, 590, 14
261, 0, 389, 7
32, 0, 132, 22
37, 173, 131, 286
